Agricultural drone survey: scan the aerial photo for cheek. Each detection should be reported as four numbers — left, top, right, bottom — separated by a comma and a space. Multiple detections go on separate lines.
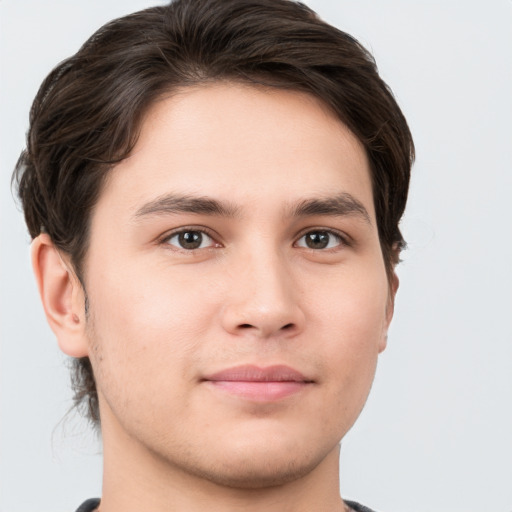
311, 265, 388, 390
83, 262, 216, 393
312, 263, 389, 340
90, 256, 213, 329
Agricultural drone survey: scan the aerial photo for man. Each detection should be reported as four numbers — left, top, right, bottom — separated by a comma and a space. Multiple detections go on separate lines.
13, 0, 414, 511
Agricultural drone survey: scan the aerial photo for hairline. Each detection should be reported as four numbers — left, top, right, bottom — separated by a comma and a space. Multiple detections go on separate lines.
70, 79, 394, 291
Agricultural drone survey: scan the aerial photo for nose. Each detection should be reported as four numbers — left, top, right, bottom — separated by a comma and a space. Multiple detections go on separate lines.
220, 250, 305, 339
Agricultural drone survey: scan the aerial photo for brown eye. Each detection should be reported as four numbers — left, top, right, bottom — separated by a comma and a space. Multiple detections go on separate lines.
167, 230, 213, 250
297, 230, 343, 250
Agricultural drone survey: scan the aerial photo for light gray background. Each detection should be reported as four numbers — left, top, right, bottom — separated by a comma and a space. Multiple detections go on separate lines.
1, 1, 511, 511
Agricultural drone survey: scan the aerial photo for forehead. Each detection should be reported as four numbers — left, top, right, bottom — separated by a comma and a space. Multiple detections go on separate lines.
96, 83, 374, 219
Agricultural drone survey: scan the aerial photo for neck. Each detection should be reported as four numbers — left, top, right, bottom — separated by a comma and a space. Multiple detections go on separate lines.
98, 410, 347, 512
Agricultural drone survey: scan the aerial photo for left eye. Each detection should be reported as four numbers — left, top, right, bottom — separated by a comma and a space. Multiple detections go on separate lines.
165, 230, 215, 250
296, 230, 343, 250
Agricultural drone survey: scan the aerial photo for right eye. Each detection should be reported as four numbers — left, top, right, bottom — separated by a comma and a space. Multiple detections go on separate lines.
164, 230, 217, 250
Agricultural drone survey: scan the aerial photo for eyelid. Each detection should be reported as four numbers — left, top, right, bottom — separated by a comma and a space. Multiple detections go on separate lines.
156, 225, 351, 251
294, 227, 351, 249
158, 226, 222, 250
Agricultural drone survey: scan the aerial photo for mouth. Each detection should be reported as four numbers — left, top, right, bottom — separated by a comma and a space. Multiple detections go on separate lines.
202, 364, 314, 402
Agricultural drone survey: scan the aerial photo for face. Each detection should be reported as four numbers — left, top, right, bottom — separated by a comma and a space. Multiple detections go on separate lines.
80, 84, 394, 488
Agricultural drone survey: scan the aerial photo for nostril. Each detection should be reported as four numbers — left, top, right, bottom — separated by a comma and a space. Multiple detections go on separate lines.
233, 321, 298, 336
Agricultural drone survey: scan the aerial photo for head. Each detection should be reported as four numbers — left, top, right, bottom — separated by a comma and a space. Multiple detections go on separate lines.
14, 0, 413, 488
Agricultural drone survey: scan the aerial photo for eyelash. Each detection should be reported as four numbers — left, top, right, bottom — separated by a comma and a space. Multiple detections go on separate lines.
160, 226, 220, 252
159, 227, 350, 252
294, 228, 349, 251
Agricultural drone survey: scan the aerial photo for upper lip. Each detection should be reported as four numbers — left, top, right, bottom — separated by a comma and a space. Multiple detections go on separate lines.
203, 364, 312, 383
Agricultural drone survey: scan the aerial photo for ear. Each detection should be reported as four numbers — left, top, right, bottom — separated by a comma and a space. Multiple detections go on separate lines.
31, 234, 89, 358
378, 270, 399, 354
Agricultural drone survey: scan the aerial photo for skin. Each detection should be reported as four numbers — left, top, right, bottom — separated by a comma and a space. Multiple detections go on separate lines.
33, 83, 398, 512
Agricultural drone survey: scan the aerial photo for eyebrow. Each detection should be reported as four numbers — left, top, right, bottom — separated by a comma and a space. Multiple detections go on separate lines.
133, 194, 240, 220
133, 192, 371, 225
290, 193, 372, 225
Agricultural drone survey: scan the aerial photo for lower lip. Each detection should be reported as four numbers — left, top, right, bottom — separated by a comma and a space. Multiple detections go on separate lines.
206, 381, 309, 402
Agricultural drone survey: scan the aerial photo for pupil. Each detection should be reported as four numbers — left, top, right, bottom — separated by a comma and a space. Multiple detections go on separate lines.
179, 231, 202, 249
306, 231, 329, 249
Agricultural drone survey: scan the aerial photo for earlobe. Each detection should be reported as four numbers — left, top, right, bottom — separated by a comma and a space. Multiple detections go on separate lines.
379, 271, 399, 353
31, 234, 89, 358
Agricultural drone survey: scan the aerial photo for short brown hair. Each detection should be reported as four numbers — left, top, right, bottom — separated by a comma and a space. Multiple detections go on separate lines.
13, 0, 414, 426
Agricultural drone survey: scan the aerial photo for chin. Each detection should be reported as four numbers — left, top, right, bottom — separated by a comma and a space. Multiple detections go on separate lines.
186, 453, 324, 490
165, 433, 335, 490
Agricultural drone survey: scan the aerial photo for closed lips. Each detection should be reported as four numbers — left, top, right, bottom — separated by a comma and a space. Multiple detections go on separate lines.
202, 365, 314, 402
203, 364, 313, 383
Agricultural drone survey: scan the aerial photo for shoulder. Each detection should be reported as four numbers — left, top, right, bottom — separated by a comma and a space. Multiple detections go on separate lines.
74, 498, 100, 512
346, 500, 380, 512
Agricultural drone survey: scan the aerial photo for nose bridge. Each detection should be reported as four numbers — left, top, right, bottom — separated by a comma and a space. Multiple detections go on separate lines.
246, 245, 290, 306
222, 241, 304, 338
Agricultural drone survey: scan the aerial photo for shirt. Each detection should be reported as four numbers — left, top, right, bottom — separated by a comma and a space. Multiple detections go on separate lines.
75, 497, 378, 512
